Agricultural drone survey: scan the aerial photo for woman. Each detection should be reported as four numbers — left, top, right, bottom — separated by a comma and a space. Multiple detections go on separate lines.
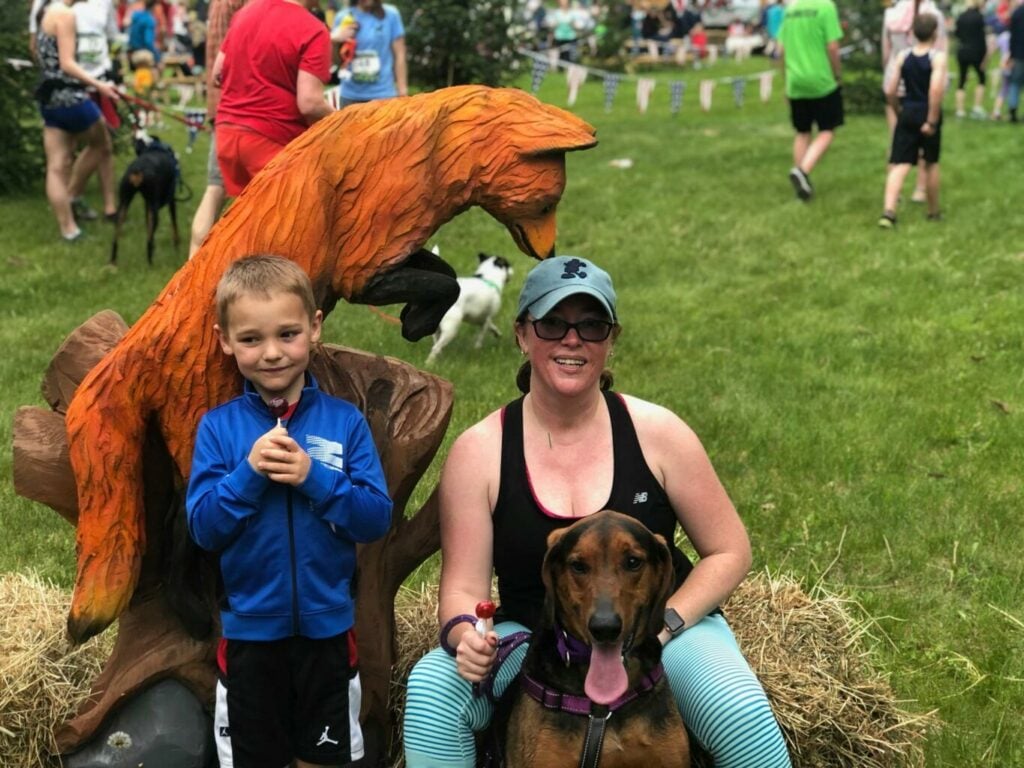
331, 0, 407, 106
36, 0, 119, 241
404, 257, 791, 767
881, 0, 946, 202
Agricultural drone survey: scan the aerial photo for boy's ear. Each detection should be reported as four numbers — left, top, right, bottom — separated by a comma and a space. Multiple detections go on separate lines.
310, 310, 323, 343
214, 324, 234, 356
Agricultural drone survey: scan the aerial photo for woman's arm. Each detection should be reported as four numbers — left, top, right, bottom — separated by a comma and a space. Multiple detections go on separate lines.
627, 396, 752, 636
54, 9, 117, 99
391, 36, 408, 97
438, 412, 502, 681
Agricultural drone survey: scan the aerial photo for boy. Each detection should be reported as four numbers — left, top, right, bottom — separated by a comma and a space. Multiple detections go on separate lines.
879, 13, 947, 228
186, 254, 392, 768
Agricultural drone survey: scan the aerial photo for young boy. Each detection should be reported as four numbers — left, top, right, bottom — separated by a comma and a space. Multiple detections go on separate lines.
879, 13, 948, 228
186, 254, 392, 768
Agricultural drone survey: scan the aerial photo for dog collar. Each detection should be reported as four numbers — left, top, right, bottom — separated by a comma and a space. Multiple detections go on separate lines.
474, 275, 502, 293
555, 623, 593, 665
520, 663, 665, 716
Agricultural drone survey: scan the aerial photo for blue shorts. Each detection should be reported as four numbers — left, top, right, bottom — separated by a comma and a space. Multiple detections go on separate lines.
41, 99, 102, 133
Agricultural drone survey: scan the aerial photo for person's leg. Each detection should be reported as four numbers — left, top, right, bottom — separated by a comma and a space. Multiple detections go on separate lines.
43, 125, 80, 238
911, 157, 928, 202
956, 56, 968, 115
662, 614, 791, 768
69, 119, 116, 218
404, 622, 529, 768
1008, 60, 1024, 121
796, 129, 833, 175
792, 131, 810, 169
190, 184, 226, 257
884, 163, 912, 214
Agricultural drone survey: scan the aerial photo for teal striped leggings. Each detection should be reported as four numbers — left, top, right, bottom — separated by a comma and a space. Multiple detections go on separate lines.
404, 614, 791, 767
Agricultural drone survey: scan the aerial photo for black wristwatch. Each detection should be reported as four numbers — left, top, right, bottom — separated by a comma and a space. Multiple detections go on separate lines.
664, 608, 686, 638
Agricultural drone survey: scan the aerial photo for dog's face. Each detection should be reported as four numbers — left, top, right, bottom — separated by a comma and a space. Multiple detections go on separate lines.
473, 253, 513, 286
542, 510, 674, 649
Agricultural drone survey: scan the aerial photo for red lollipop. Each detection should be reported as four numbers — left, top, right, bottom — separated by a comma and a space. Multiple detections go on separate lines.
475, 600, 496, 635
268, 397, 288, 427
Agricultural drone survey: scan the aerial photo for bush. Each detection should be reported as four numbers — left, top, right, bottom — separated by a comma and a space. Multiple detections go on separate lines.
0, 1, 44, 196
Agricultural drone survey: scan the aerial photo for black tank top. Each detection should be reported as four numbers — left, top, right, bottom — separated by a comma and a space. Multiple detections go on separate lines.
901, 49, 934, 109
492, 391, 694, 630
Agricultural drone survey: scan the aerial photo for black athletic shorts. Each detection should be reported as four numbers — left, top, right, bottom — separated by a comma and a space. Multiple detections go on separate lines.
889, 105, 941, 164
216, 632, 363, 768
790, 86, 845, 133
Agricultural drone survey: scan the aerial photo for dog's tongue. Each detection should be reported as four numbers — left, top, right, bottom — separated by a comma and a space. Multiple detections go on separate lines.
584, 642, 628, 705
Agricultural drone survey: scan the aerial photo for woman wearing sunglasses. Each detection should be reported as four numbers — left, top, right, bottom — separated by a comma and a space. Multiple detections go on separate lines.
404, 256, 790, 767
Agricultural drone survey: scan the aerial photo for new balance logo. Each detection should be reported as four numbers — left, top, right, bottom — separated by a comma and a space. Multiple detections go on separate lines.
307, 435, 345, 472
633, 492, 648, 504
317, 725, 340, 746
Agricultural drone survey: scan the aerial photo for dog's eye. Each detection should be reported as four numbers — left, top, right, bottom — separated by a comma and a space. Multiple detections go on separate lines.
624, 556, 643, 572
568, 560, 588, 575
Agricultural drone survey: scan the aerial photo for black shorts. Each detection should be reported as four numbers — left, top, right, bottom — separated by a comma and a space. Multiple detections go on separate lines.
790, 87, 845, 133
889, 107, 941, 164
957, 53, 986, 88
215, 633, 363, 768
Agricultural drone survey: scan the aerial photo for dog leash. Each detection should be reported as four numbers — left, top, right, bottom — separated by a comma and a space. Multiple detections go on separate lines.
119, 92, 209, 131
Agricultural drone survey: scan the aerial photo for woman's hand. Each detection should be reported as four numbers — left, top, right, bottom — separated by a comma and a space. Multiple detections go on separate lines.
454, 627, 498, 683
96, 81, 119, 102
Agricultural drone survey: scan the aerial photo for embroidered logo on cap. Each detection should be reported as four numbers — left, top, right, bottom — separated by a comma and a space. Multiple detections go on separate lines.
561, 258, 588, 280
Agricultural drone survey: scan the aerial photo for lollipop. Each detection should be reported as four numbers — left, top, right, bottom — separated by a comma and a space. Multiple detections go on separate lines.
268, 397, 288, 428
475, 600, 496, 636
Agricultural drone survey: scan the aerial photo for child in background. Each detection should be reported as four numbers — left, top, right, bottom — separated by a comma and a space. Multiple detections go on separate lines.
879, 13, 948, 228
991, 28, 1012, 119
187, 255, 392, 768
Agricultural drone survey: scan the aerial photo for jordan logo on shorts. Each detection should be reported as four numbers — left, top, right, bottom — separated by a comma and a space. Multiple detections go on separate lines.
317, 725, 339, 746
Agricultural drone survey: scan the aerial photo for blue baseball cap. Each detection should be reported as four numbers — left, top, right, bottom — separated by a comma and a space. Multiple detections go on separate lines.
516, 256, 617, 323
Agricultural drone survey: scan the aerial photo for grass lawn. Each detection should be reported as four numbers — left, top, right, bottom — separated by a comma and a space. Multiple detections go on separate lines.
1, 58, 1022, 765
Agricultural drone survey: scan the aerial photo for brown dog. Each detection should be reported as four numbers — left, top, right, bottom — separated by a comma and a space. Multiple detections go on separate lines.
504, 511, 690, 768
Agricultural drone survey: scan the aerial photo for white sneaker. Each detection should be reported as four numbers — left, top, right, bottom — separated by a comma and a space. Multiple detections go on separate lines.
956, 109, 966, 118
788, 167, 813, 201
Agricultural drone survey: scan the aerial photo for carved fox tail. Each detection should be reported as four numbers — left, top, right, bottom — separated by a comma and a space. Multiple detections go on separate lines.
65, 377, 149, 643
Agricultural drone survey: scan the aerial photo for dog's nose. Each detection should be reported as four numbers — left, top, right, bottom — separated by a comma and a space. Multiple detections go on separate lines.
588, 610, 622, 644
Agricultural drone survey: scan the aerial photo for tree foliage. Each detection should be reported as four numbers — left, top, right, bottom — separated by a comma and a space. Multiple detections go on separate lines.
0, 1, 44, 196
837, 0, 886, 114
393, 0, 526, 91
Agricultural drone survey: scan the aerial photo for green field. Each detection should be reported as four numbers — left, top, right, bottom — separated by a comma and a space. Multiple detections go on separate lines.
2, 59, 1022, 765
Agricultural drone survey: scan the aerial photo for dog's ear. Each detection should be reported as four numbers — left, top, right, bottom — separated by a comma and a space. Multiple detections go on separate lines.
540, 527, 570, 628
646, 533, 676, 639
477, 252, 489, 263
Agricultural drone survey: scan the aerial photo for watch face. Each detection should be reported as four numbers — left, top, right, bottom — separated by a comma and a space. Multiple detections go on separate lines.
664, 608, 685, 635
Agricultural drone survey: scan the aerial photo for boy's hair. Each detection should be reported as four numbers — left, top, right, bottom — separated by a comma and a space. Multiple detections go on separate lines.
912, 13, 938, 43
216, 254, 318, 329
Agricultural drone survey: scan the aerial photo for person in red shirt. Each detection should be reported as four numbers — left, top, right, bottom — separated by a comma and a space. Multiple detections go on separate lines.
212, 0, 334, 197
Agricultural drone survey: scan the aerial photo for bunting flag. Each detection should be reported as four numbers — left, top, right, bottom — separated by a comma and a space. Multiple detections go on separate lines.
566, 64, 588, 106
669, 80, 686, 115
531, 58, 549, 94
707, 46, 719, 66
603, 74, 621, 112
636, 77, 656, 113
547, 47, 560, 69
699, 79, 715, 112
731, 77, 746, 108
759, 71, 774, 102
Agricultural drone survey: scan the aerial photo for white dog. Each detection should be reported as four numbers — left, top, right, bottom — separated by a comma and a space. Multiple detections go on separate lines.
426, 253, 513, 364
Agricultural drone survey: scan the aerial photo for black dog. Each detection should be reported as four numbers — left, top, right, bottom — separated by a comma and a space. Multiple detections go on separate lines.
111, 134, 181, 265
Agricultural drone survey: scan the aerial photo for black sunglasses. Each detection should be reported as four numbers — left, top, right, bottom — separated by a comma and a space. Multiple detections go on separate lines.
531, 317, 615, 342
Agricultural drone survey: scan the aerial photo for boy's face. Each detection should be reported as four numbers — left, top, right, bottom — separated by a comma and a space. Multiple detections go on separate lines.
216, 290, 323, 406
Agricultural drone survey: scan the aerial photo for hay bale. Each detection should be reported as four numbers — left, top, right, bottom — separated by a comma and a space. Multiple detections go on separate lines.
391, 572, 936, 768
0, 573, 114, 768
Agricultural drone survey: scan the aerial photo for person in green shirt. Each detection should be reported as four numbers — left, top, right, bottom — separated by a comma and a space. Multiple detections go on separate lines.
779, 0, 844, 201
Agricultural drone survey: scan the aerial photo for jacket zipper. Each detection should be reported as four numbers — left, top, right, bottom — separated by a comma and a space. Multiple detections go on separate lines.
287, 488, 300, 635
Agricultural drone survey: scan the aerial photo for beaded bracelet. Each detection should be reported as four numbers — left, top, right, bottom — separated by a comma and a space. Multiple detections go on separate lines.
440, 614, 477, 657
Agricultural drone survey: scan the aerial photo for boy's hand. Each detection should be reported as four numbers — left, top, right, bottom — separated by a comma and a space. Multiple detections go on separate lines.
256, 430, 313, 486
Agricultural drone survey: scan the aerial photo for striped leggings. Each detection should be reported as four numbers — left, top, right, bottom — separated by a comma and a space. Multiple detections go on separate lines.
403, 614, 791, 767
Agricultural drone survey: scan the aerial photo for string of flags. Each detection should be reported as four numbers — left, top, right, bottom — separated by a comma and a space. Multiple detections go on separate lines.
518, 48, 775, 116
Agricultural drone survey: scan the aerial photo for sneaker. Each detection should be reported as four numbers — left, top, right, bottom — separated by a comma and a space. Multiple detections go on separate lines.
878, 212, 897, 229
926, 211, 943, 222
62, 228, 84, 242
71, 198, 99, 221
104, 211, 119, 224
910, 188, 927, 204
955, 109, 966, 118
971, 106, 987, 120
789, 167, 813, 201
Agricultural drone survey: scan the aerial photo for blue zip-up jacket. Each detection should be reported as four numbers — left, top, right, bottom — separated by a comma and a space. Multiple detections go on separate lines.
186, 375, 392, 641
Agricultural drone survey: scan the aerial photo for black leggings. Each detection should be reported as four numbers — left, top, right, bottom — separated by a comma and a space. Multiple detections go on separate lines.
958, 54, 986, 89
